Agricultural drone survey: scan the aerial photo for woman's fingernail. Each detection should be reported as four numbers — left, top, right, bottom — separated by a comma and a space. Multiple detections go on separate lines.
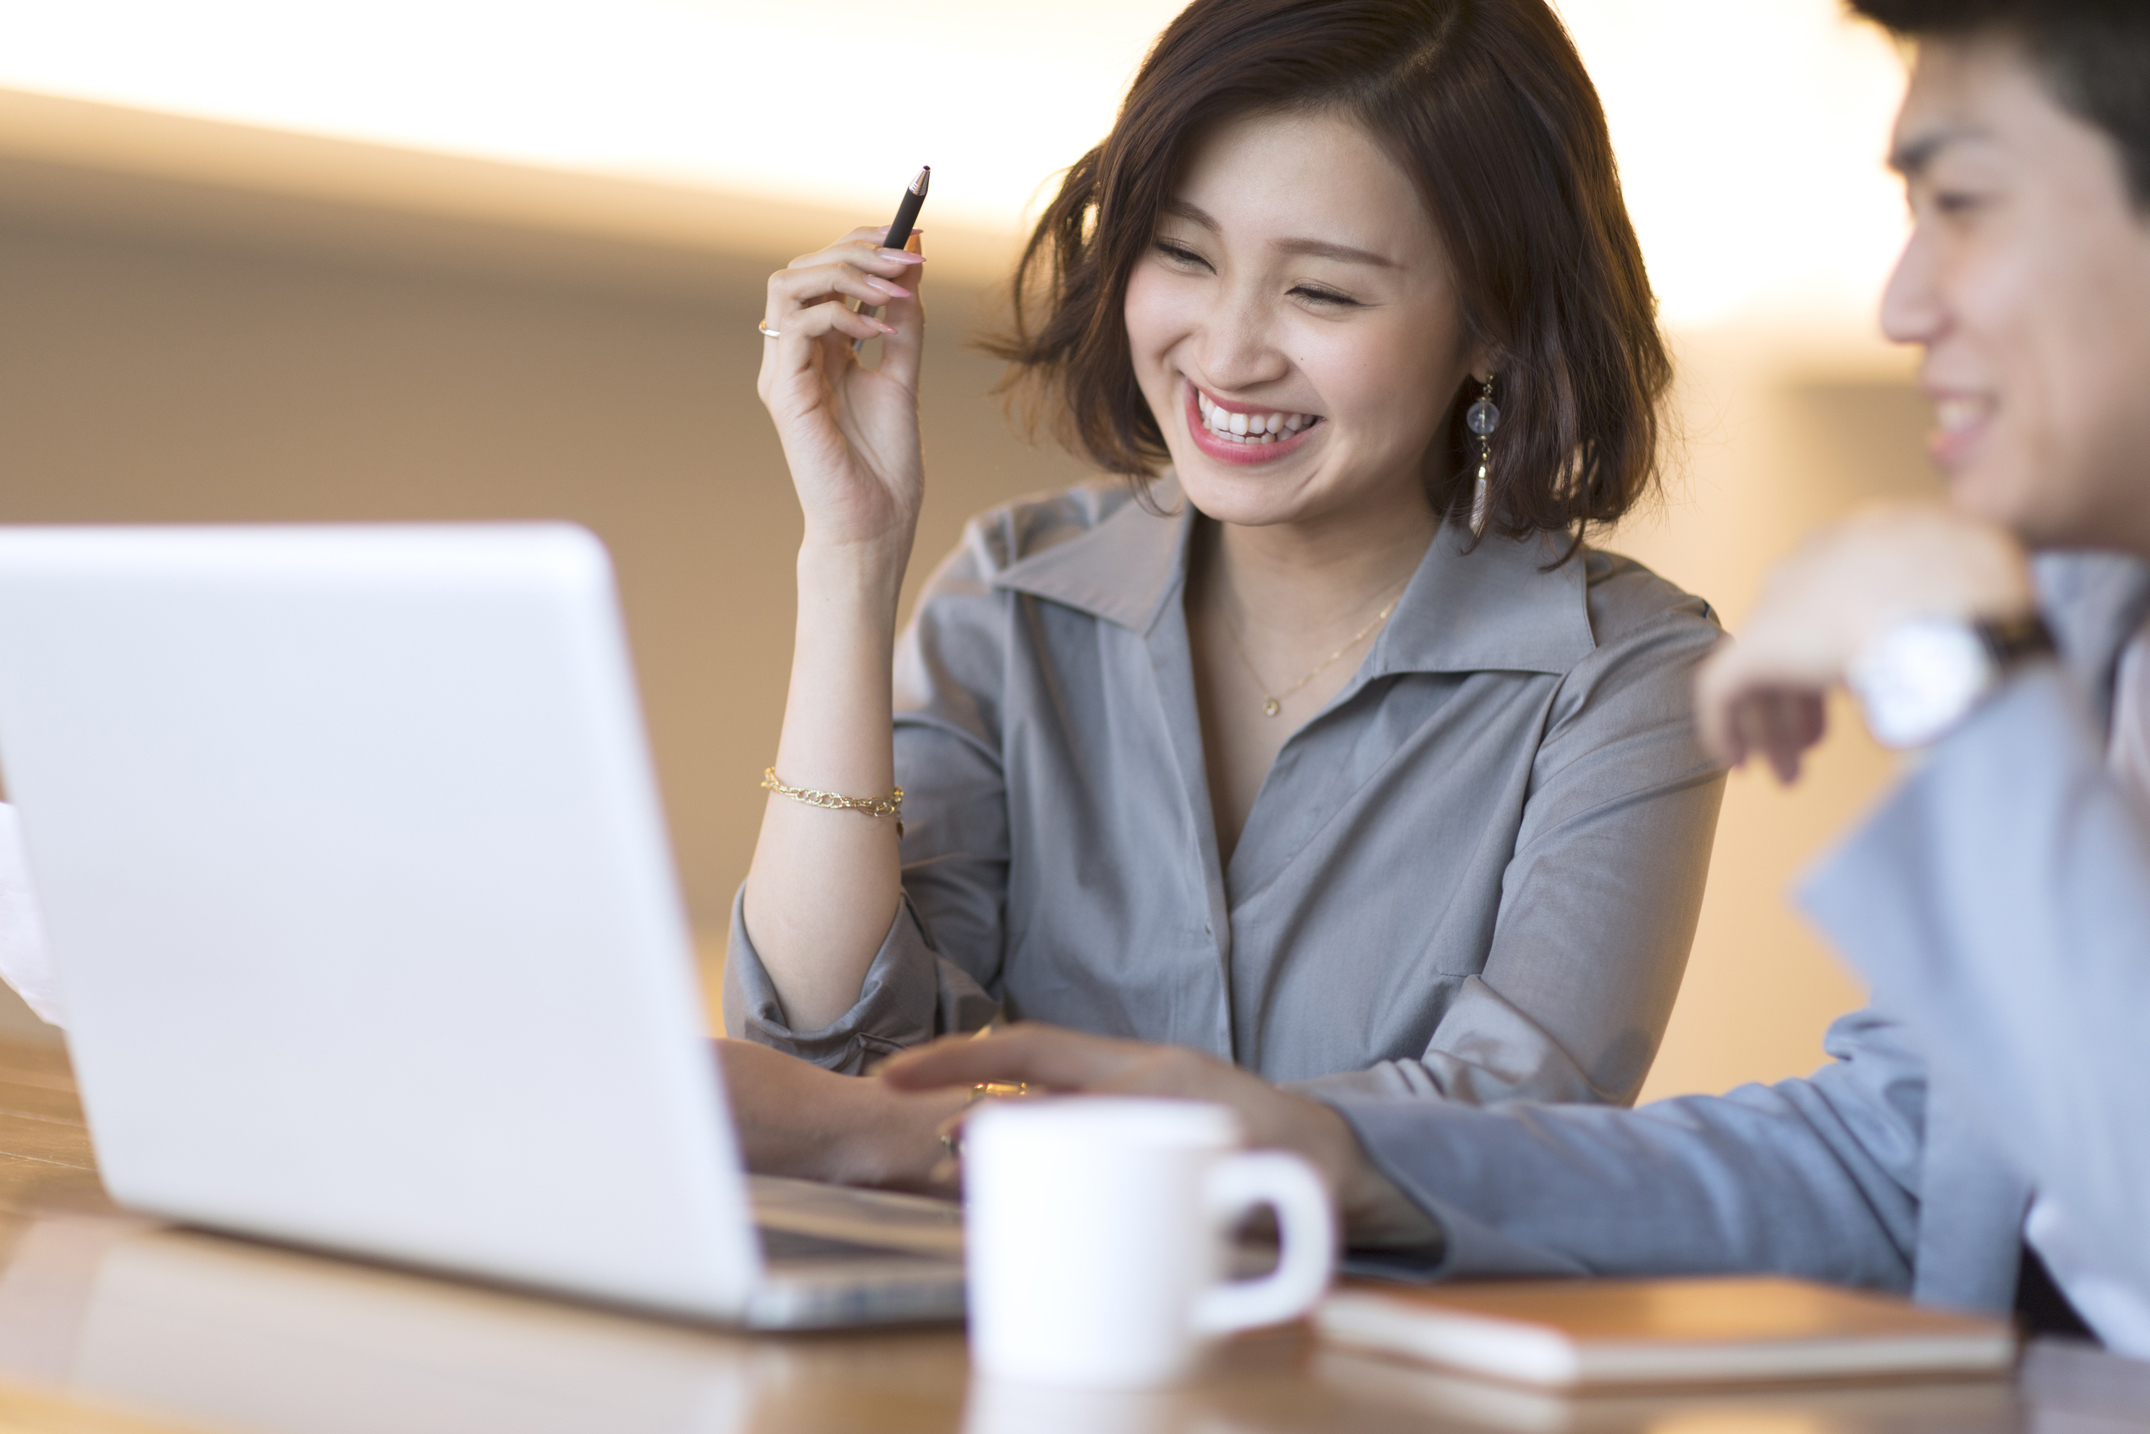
869, 278, 912, 298
875, 319, 898, 336
882, 250, 925, 264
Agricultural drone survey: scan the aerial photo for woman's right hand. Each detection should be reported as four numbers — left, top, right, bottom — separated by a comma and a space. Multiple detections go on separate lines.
756, 227, 929, 558
717, 1038, 962, 1196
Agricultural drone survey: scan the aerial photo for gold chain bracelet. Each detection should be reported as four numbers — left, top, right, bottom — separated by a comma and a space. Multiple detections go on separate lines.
761, 768, 904, 837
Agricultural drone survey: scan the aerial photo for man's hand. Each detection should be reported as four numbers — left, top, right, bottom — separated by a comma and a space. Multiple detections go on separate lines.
1695, 504, 2034, 782
879, 1024, 1442, 1249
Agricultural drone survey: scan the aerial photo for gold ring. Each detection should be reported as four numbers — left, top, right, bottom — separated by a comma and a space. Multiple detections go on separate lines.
757, 320, 781, 339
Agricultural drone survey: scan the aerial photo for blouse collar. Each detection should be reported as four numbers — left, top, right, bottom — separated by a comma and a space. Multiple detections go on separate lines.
993, 476, 1597, 677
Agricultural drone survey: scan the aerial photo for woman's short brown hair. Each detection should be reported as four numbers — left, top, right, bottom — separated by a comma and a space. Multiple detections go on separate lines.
989, 0, 1670, 547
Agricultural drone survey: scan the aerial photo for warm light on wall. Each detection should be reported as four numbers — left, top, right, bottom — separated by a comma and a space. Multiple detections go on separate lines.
0, 0, 1932, 1100
1566, 1, 1911, 330
0, 0, 1909, 322
0, 0, 1181, 240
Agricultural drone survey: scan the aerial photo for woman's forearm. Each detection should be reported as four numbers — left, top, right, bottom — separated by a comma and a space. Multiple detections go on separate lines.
743, 539, 913, 1032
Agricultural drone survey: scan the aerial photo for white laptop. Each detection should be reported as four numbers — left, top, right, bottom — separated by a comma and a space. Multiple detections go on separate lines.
0, 523, 963, 1328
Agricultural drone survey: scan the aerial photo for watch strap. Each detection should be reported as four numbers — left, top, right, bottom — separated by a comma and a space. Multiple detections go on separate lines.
1975, 612, 2057, 669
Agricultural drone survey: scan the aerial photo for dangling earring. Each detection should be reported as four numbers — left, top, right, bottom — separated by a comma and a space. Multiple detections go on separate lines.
1466, 375, 1499, 536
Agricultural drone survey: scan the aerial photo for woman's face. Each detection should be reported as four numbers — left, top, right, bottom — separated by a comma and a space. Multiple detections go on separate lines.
1123, 108, 1482, 531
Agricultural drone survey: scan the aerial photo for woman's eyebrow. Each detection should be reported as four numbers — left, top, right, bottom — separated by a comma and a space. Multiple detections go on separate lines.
1273, 237, 1397, 267
1158, 201, 1395, 267
1160, 199, 1222, 231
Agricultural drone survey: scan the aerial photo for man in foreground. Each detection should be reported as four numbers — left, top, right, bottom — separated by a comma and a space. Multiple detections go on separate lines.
877, 0, 2150, 1354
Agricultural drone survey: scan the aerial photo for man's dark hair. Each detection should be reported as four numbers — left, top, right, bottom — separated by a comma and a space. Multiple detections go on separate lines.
1848, 0, 2150, 206
986, 0, 1669, 552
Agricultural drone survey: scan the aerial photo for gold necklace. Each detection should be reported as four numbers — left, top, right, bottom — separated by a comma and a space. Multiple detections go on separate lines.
1220, 593, 1402, 718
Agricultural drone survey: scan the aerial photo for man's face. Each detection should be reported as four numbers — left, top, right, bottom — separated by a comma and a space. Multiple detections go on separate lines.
1881, 35, 2150, 555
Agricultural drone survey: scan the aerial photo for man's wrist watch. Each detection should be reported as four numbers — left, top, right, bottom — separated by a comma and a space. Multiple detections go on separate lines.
1845, 612, 2056, 750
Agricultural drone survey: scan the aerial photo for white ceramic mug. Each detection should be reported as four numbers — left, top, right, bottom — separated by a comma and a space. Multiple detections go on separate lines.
963, 1097, 1336, 1389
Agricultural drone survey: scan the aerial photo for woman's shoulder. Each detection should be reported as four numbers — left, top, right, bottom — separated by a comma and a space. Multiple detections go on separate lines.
1577, 546, 1722, 657
945, 476, 1153, 580
1535, 549, 1723, 747
901, 478, 1159, 692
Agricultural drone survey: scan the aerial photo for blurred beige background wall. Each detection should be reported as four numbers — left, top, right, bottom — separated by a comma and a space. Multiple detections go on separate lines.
0, 1, 1934, 1101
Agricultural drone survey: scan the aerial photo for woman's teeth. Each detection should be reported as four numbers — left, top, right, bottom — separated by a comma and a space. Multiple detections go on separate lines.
1196, 389, 1318, 445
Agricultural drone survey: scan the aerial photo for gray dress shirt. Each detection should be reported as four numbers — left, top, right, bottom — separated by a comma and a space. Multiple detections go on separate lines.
728, 478, 1726, 1102
1323, 553, 2150, 1345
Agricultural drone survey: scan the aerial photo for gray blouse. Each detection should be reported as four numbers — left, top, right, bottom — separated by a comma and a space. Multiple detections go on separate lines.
727, 478, 1726, 1105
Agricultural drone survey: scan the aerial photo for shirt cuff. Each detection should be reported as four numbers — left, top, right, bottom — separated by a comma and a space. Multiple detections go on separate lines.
1314, 1093, 1586, 1278
723, 886, 1000, 1074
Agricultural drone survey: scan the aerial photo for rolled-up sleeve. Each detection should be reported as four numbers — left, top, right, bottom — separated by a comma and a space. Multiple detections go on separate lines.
1321, 1008, 1930, 1285
723, 891, 998, 1074
724, 519, 1019, 1071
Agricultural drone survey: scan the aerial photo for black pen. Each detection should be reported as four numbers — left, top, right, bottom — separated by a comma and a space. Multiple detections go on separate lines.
857, 166, 929, 351
884, 164, 929, 254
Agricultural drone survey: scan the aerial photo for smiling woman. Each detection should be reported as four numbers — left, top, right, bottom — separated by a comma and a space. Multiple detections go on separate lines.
728, 0, 1729, 1205
995, 1, 1666, 548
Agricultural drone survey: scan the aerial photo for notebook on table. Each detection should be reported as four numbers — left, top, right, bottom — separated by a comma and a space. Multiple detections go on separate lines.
1315, 1276, 2017, 1391
1309, 1347, 2021, 1434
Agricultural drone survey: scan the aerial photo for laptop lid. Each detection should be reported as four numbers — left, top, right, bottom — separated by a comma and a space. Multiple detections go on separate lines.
0, 524, 764, 1320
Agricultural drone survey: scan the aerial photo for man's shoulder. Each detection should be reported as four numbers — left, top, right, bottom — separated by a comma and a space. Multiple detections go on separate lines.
2034, 549, 2150, 687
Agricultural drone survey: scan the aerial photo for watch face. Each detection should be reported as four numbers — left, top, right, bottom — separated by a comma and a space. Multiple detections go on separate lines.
1847, 618, 1996, 749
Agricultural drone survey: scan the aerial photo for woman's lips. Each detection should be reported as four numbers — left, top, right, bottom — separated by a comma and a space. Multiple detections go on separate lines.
1182, 382, 1319, 467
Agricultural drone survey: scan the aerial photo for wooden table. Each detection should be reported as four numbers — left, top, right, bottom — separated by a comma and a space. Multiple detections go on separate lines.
0, 1032, 2143, 1434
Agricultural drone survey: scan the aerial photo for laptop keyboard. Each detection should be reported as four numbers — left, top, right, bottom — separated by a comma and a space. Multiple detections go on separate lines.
758, 1225, 944, 1266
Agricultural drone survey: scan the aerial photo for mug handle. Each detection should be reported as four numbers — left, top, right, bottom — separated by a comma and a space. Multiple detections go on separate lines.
1191, 1150, 1337, 1336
